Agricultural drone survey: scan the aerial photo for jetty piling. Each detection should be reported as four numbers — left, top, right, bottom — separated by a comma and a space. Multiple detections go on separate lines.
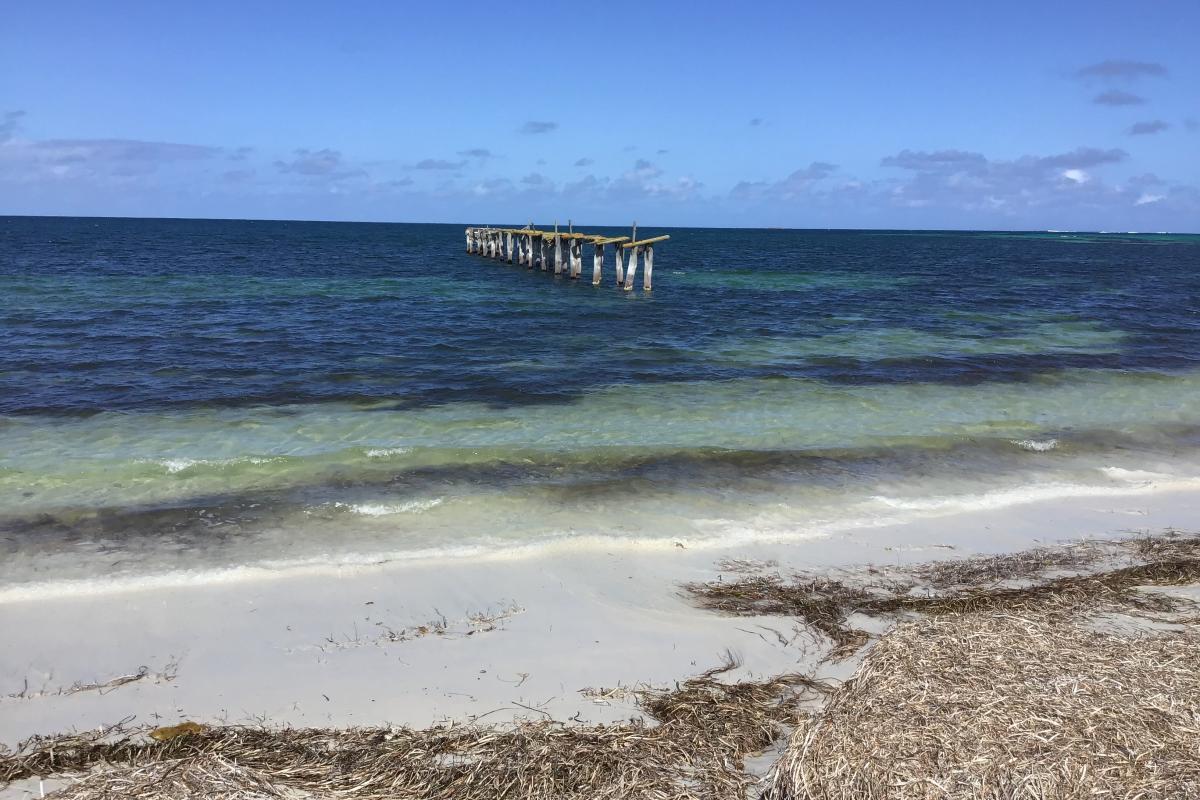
622, 235, 667, 291
579, 239, 587, 279
463, 222, 667, 291
592, 242, 604, 285
625, 245, 640, 290
643, 242, 654, 290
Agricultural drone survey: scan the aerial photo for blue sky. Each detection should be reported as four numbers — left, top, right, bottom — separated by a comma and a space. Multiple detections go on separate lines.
2, 0, 1198, 230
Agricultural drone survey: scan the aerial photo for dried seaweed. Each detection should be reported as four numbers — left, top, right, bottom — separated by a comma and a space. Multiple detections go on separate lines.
686, 529, 1200, 658
765, 609, 1200, 799
684, 577, 881, 660
0, 660, 819, 799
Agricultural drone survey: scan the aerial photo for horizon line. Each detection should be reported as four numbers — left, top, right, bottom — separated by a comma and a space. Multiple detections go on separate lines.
2, 213, 1195, 236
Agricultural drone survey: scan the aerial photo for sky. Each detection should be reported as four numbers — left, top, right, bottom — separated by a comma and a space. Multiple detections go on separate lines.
2, 0, 1198, 230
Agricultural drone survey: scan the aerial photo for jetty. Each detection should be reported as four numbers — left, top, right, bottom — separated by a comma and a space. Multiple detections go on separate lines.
464, 222, 669, 290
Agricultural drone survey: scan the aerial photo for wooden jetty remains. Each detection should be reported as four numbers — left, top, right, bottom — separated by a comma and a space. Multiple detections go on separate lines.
464, 222, 669, 291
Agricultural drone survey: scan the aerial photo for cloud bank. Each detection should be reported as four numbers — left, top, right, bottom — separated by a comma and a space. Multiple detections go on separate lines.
2, 110, 1196, 231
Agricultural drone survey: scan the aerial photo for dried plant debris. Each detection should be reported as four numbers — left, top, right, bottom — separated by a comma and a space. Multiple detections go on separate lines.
699, 529, 1200, 798
6, 660, 179, 702
1123, 527, 1200, 562
686, 529, 1200, 660
314, 603, 525, 652
910, 539, 1104, 588
764, 609, 1200, 799
0, 660, 818, 800
635, 660, 828, 755
715, 557, 781, 574
684, 575, 890, 660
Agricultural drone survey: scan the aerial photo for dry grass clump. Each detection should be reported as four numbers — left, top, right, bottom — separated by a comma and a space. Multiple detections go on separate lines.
0, 660, 820, 800
765, 610, 1200, 799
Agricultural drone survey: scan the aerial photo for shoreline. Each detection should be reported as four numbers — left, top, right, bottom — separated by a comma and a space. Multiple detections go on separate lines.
5, 468, 1199, 606
2, 484, 1196, 750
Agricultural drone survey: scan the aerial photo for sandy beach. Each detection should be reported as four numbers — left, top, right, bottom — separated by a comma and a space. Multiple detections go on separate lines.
3, 483, 1194, 757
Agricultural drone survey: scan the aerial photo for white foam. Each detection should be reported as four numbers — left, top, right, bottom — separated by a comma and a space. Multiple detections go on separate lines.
1011, 438, 1059, 452
872, 473, 1200, 513
365, 447, 411, 459
0, 533, 707, 604
0, 543, 492, 604
142, 456, 281, 473
157, 458, 202, 473
332, 498, 444, 516
5, 468, 1200, 605
1100, 466, 1174, 482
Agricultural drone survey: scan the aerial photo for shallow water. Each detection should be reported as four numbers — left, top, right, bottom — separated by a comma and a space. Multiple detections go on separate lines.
2, 217, 1199, 596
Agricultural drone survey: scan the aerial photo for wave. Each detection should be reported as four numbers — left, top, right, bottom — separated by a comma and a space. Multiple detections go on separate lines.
328, 498, 444, 516
1010, 438, 1059, 452
871, 471, 1200, 513
365, 447, 411, 459
140, 456, 284, 474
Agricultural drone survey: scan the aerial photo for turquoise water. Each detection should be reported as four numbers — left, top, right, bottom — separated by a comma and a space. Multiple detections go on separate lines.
2, 217, 1199, 596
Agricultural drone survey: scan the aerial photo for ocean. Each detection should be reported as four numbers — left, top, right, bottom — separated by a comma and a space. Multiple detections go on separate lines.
2, 216, 1199, 598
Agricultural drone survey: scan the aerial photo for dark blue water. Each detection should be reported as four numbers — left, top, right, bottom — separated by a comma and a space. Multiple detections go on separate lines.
3, 217, 1197, 416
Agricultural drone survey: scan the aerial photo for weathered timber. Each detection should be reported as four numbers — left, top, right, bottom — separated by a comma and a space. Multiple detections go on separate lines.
622, 235, 671, 248
593, 242, 605, 285
624, 245, 641, 291
465, 224, 667, 291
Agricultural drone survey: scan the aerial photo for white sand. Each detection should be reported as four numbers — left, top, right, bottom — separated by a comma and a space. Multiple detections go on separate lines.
1, 486, 1195, 749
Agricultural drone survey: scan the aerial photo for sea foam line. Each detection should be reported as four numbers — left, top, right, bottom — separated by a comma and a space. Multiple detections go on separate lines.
871, 471, 1200, 512
141, 456, 283, 474
4, 473, 1200, 605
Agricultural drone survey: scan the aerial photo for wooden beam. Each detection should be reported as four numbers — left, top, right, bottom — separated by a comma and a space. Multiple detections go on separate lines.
622, 235, 670, 248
